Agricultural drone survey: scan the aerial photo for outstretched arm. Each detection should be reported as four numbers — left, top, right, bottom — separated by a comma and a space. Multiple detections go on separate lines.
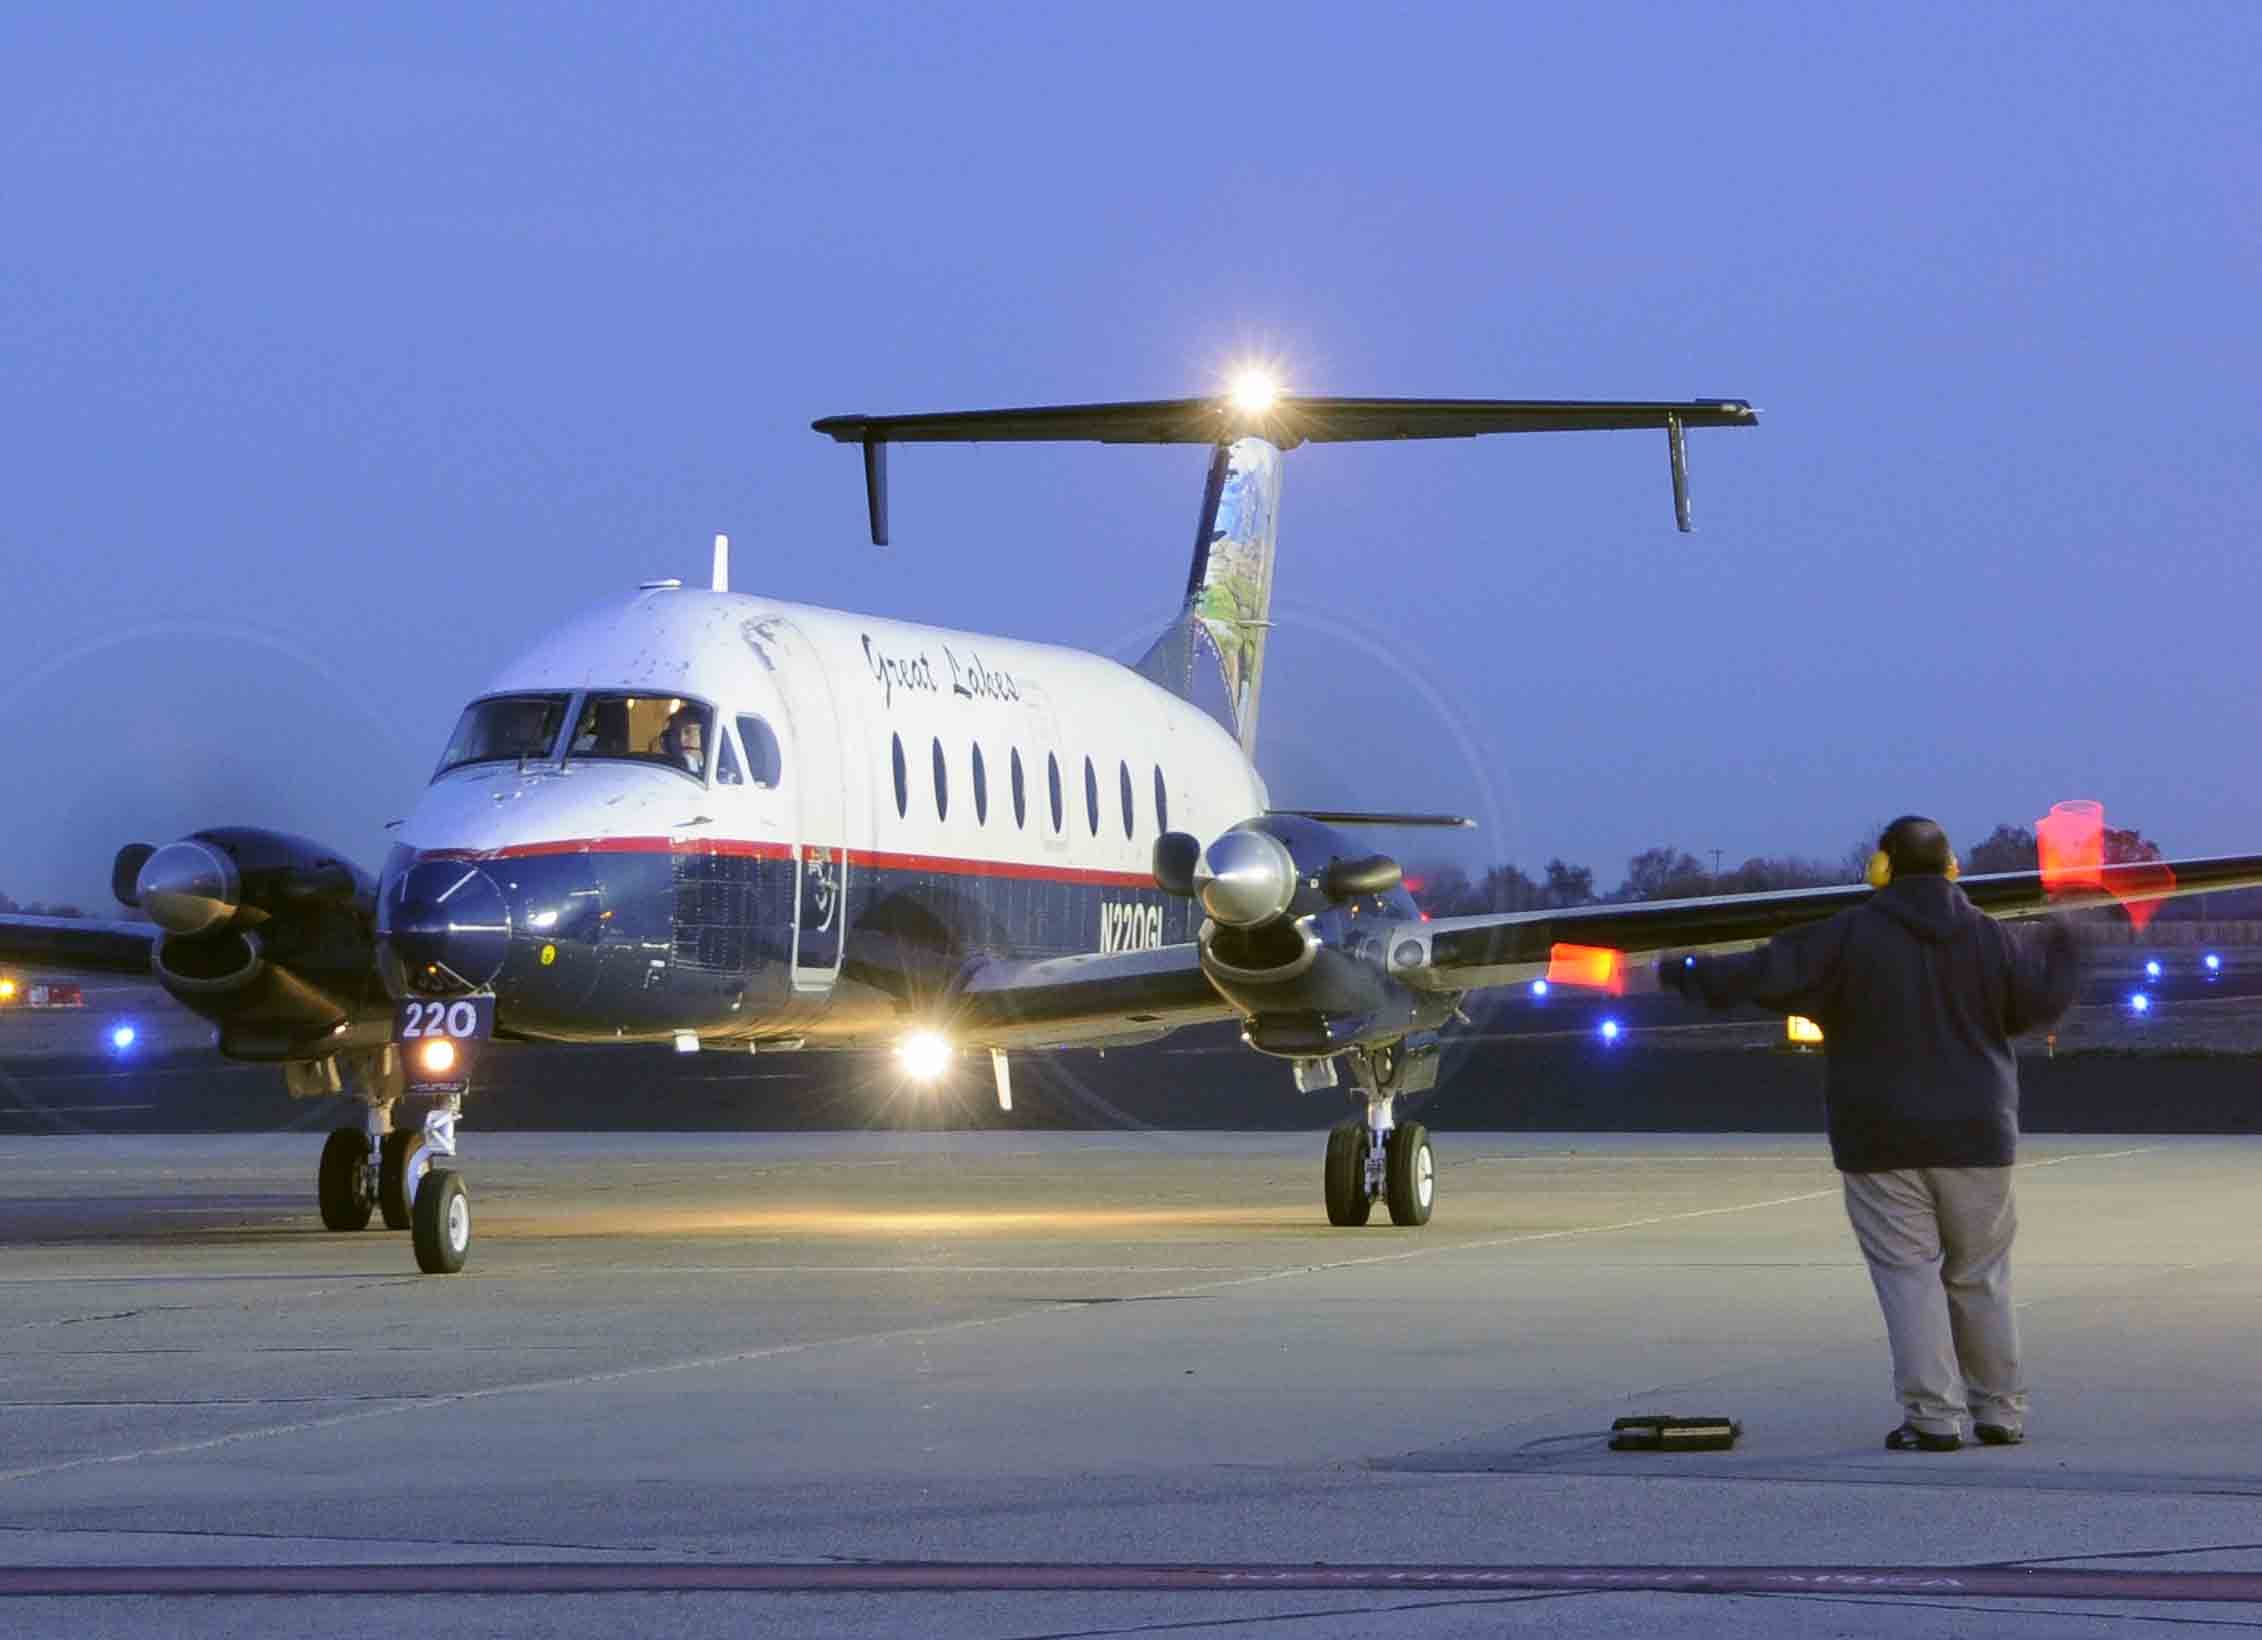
1663, 914, 1851, 1017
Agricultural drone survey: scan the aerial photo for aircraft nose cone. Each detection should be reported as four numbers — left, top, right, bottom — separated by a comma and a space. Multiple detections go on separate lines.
382, 860, 512, 993
136, 840, 239, 935
1193, 829, 1297, 928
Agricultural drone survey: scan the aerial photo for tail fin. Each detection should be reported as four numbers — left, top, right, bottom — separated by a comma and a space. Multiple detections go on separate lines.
1135, 437, 1283, 757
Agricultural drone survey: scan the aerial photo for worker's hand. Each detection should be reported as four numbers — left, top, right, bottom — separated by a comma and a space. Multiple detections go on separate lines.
1656, 953, 1696, 996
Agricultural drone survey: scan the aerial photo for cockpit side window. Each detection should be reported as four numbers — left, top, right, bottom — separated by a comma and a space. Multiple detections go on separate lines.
736, 715, 783, 788
565, 693, 713, 781
714, 726, 744, 786
434, 693, 572, 778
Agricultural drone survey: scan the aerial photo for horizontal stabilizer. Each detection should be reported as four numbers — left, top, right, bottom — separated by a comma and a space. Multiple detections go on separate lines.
1271, 810, 1477, 829
813, 394, 1757, 543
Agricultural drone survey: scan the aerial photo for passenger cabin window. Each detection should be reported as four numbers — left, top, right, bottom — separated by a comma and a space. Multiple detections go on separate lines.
714, 729, 744, 786
972, 744, 988, 825
931, 736, 949, 821
1119, 760, 1134, 840
891, 733, 908, 818
1083, 756, 1099, 837
1153, 766, 1169, 833
565, 694, 711, 780
435, 692, 571, 777
1046, 753, 1063, 833
1011, 749, 1028, 829
736, 715, 783, 788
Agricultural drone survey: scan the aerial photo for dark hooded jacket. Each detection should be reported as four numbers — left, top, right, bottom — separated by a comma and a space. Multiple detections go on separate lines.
1682, 875, 2080, 1171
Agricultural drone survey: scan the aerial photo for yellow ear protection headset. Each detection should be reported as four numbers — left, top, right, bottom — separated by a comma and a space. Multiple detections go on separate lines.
1867, 818, 1960, 890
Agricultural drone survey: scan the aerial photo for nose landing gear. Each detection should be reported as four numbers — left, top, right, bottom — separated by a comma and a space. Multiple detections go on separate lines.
310, 1050, 471, 1274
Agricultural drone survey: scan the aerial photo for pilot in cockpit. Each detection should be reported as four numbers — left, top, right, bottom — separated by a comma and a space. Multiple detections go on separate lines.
657, 707, 705, 777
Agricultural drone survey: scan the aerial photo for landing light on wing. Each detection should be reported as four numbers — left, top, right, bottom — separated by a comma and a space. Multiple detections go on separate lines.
896, 1029, 953, 1082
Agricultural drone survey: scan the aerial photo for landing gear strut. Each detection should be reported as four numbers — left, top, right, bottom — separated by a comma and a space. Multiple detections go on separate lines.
1317, 1039, 1436, 1228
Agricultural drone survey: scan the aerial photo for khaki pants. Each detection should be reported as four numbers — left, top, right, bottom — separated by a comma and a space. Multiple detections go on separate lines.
1841, 1166, 2027, 1438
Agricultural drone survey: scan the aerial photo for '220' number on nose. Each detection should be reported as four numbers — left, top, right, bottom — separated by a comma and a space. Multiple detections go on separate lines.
401, 1001, 481, 1039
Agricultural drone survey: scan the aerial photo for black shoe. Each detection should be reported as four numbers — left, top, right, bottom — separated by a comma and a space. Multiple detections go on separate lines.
1974, 1423, 2025, 1446
1885, 1423, 1961, 1452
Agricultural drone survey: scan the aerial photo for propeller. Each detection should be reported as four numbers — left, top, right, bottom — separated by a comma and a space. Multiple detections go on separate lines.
1154, 823, 1406, 930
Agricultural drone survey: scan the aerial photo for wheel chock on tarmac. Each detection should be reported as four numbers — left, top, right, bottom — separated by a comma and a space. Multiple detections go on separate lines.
1609, 1414, 1742, 1452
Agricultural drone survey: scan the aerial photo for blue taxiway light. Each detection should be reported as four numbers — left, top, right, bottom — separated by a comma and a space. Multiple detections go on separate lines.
2128, 992, 2151, 1015
2144, 959, 2163, 981
1599, 1018, 1622, 1043
109, 1024, 137, 1051
2205, 953, 2222, 973
1529, 979, 1550, 999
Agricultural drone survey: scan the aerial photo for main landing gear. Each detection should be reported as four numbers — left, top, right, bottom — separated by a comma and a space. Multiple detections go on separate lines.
1318, 1040, 1436, 1229
317, 1090, 470, 1275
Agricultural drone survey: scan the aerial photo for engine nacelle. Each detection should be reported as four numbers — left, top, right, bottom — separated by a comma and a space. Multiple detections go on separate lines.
117, 828, 387, 1061
1157, 814, 1456, 1057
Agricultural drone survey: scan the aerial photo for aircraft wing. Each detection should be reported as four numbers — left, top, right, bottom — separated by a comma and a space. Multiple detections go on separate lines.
0, 914, 159, 979
946, 943, 1234, 1048
1404, 853, 2262, 994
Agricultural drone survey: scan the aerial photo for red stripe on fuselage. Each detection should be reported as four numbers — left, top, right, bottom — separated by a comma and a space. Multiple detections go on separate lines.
418, 836, 1155, 889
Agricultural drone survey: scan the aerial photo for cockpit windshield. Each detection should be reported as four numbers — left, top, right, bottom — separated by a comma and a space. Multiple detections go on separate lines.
434, 693, 571, 777
566, 693, 713, 780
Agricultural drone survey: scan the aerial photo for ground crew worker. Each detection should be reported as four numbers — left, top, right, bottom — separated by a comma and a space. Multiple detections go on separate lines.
1659, 815, 2080, 1452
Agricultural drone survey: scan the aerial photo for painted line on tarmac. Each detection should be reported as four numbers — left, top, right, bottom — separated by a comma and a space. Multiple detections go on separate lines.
2, 1560, 2260, 1602
0, 1148, 2161, 1489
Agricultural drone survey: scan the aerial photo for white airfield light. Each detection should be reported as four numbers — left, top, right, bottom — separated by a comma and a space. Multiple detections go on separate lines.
896, 1029, 953, 1082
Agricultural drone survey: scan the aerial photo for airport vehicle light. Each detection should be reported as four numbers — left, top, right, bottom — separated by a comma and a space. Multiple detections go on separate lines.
2206, 953, 2222, 974
110, 1023, 137, 1051
1227, 369, 1279, 415
2128, 992, 2151, 1015
1529, 979, 1549, 999
2144, 959, 2163, 981
1598, 1018, 1622, 1043
417, 1037, 458, 1075
896, 1030, 953, 1082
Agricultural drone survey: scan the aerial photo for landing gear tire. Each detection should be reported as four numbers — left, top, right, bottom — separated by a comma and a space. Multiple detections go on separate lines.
317, 1128, 374, 1232
378, 1131, 428, 1231
1324, 1120, 1373, 1227
412, 1168, 471, 1275
1385, 1122, 1435, 1227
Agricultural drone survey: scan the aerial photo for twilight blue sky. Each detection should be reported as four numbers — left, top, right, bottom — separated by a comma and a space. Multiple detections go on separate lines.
4, 3, 2259, 903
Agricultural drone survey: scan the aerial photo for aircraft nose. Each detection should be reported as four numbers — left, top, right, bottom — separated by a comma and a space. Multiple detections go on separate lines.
382, 860, 512, 993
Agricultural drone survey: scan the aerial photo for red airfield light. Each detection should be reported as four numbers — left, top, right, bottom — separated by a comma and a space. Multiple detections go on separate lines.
1547, 942, 1626, 996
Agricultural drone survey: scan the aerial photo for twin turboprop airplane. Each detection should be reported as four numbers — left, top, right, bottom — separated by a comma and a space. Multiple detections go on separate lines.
8, 383, 2262, 1275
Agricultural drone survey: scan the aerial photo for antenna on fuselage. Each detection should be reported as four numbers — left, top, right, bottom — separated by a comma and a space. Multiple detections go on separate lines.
711, 533, 730, 593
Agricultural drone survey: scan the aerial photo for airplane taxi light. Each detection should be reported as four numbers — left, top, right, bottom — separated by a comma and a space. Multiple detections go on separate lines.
896, 1030, 953, 1082
417, 1038, 458, 1076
